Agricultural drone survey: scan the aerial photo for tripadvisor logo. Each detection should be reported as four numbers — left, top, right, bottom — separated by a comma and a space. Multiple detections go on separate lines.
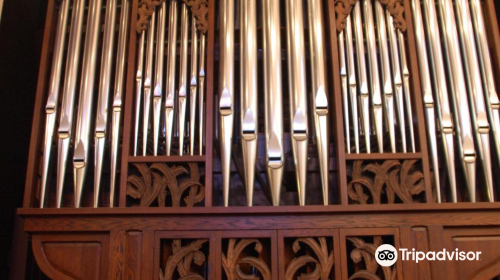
375, 244, 482, 266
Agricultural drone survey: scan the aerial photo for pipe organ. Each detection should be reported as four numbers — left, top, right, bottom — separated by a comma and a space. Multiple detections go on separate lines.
19, 0, 500, 279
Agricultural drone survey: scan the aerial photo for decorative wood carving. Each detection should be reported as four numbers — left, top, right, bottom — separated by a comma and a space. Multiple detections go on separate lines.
347, 236, 396, 280
222, 239, 272, 280
136, 0, 209, 34
127, 163, 205, 207
347, 160, 425, 204
285, 237, 334, 280
160, 239, 208, 280
334, 0, 407, 33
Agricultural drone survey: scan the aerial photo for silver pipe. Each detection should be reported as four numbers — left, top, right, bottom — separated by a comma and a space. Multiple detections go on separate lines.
189, 13, 198, 156
375, 1, 395, 153
199, 33, 206, 155
110, 0, 130, 207
165, 0, 178, 155
286, 0, 309, 206
178, 4, 189, 156
438, 0, 477, 201
73, 0, 103, 208
470, 0, 500, 173
134, 32, 145, 156
263, 0, 284, 206
307, 0, 329, 205
40, 0, 70, 208
363, 0, 383, 153
56, 0, 85, 208
94, 0, 118, 207
240, 0, 258, 206
153, 2, 166, 156
345, 16, 359, 154
411, 0, 442, 202
339, 30, 350, 154
397, 31, 416, 153
353, 2, 371, 153
386, 12, 407, 153
219, 0, 235, 206
456, 0, 493, 202
143, 11, 156, 156
421, 0, 457, 202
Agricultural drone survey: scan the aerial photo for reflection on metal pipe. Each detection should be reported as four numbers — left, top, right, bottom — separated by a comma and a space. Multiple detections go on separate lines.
56, 0, 85, 208
286, 0, 308, 206
386, 12, 407, 153
345, 16, 359, 154
110, 0, 130, 207
73, 0, 103, 208
339, 30, 350, 154
438, 0, 477, 201
143, 11, 156, 156
353, 3, 370, 153
40, 0, 70, 208
363, 0, 383, 153
94, 0, 118, 207
411, 0, 442, 202
307, 0, 329, 205
456, 0, 493, 202
178, 4, 189, 156
189, 13, 198, 156
375, 1, 395, 153
165, 1, 178, 155
263, 0, 284, 206
199, 33, 206, 155
397, 31, 416, 153
240, 0, 258, 206
134, 32, 145, 156
421, 0, 457, 202
153, 2, 166, 156
219, 0, 235, 206
470, 0, 500, 175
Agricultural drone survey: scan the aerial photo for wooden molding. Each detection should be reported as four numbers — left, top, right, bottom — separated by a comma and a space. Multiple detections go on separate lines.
334, 0, 407, 32
136, 0, 208, 33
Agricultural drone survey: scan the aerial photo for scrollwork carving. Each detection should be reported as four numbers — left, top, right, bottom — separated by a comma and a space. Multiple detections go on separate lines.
347, 160, 425, 204
285, 237, 334, 280
222, 239, 272, 280
160, 239, 208, 280
347, 236, 396, 280
334, 0, 406, 32
127, 163, 204, 207
136, 0, 209, 34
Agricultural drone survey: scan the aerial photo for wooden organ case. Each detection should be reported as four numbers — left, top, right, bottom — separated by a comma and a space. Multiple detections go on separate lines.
19, 0, 500, 279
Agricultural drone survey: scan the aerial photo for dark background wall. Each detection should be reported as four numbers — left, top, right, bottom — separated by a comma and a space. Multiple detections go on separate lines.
0, 0, 46, 278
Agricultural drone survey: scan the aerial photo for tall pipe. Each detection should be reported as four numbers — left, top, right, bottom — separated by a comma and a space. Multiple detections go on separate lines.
263, 0, 284, 206
286, 0, 309, 206
307, 0, 330, 205
240, 0, 258, 206
437, 0, 477, 201
94, 0, 118, 207
110, 0, 130, 207
165, 0, 178, 155
219, 0, 235, 206
456, 0, 493, 202
56, 0, 85, 208
153, 2, 166, 156
143, 11, 156, 155
178, 4, 189, 155
339, 30, 350, 154
134, 32, 146, 156
345, 16, 359, 154
411, 0, 442, 202
189, 13, 199, 155
40, 0, 70, 208
421, 0, 457, 202
73, 0, 103, 207
199, 33, 206, 155
363, 0, 383, 153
